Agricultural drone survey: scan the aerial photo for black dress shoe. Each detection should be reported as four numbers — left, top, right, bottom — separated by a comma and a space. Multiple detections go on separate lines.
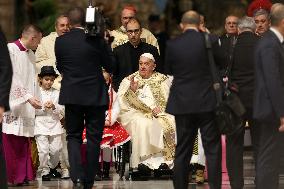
73, 179, 84, 189
84, 182, 94, 189
138, 164, 151, 176
94, 174, 102, 181
42, 174, 51, 181
50, 168, 61, 178
158, 163, 170, 171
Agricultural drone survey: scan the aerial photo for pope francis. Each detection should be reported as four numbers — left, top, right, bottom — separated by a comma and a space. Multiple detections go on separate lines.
117, 53, 176, 172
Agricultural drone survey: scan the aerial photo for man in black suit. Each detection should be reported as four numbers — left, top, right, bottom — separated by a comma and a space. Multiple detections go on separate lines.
226, 16, 259, 189
112, 18, 160, 91
253, 3, 284, 189
218, 15, 239, 74
165, 11, 221, 189
0, 27, 12, 189
55, 7, 113, 189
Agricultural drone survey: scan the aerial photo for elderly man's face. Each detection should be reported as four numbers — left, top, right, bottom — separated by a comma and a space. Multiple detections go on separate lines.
139, 56, 156, 79
225, 16, 238, 35
254, 14, 270, 35
121, 9, 135, 28
56, 17, 70, 36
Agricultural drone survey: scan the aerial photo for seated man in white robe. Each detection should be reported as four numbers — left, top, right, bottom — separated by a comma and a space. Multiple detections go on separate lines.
117, 53, 175, 175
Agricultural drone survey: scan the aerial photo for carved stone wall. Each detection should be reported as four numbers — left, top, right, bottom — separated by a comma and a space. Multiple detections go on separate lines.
0, 0, 15, 40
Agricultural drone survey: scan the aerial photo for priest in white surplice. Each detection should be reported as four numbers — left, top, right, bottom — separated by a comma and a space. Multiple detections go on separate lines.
2, 25, 42, 185
117, 53, 175, 172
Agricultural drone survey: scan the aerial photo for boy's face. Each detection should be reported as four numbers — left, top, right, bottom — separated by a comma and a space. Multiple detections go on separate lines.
40, 75, 55, 90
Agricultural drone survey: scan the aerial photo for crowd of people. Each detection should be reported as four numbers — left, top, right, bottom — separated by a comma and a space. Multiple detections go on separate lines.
0, 1, 284, 189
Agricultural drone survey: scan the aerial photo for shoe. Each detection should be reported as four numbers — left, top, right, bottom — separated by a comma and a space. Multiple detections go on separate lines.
102, 161, 111, 180
50, 168, 61, 178
83, 182, 94, 189
158, 163, 170, 171
137, 164, 151, 176
94, 174, 102, 181
61, 168, 70, 179
195, 169, 205, 184
131, 171, 148, 181
23, 179, 29, 185
42, 174, 51, 181
73, 179, 84, 189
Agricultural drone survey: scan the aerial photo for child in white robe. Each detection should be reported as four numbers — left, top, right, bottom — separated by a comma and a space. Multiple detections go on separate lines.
34, 66, 64, 181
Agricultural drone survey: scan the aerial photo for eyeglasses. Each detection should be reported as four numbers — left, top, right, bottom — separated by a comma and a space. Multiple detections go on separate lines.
122, 16, 134, 20
226, 22, 237, 25
127, 29, 140, 35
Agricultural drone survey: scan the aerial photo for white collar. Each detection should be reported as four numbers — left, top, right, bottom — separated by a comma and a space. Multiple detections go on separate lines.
184, 26, 199, 32
74, 27, 85, 30
270, 27, 284, 43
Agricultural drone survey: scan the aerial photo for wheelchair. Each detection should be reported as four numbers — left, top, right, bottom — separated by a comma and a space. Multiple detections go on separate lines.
114, 141, 173, 181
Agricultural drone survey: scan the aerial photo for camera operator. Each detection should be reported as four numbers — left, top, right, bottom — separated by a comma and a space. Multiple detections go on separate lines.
55, 7, 114, 189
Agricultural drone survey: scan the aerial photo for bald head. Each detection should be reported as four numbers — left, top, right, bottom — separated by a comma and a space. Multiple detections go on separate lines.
271, 3, 283, 12
181, 11, 200, 26
22, 24, 42, 38
67, 7, 85, 27
21, 24, 42, 50
270, 3, 284, 26
180, 11, 200, 32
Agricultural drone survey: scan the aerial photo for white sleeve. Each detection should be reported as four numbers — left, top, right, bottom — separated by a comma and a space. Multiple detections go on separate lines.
8, 45, 33, 109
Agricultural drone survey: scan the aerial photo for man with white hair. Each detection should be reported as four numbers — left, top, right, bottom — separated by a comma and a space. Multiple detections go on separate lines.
35, 14, 69, 90
226, 16, 260, 189
219, 15, 239, 74
117, 53, 175, 177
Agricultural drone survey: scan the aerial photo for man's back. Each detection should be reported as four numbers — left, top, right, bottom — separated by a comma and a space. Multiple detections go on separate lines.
254, 30, 284, 120
55, 28, 113, 106
165, 30, 216, 114
231, 31, 259, 108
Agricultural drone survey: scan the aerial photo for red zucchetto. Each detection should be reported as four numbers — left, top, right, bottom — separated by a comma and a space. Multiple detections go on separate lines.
247, 0, 272, 16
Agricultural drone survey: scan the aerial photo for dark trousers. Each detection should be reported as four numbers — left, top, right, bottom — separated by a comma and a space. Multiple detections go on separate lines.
65, 104, 106, 185
255, 119, 283, 189
173, 112, 222, 189
226, 108, 259, 189
0, 123, 7, 189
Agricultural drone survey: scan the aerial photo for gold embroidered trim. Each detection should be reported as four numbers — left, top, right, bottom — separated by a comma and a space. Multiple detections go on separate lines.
123, 72, 175, 160
159, 116, 176, 160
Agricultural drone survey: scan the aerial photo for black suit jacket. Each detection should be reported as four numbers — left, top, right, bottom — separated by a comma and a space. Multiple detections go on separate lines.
165, 29, 217, 115
112, 41, 160, 91
218, 34, 237, 73
254, 30, 284, 121
0, 28, 12, 111
231, 31, 259, 108
55, 28, 114, 106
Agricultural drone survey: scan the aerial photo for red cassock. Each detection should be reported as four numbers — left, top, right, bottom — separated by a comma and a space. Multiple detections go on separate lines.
100, 121, 130, 149
82, 122, 130, 149
82, 84, 130, 149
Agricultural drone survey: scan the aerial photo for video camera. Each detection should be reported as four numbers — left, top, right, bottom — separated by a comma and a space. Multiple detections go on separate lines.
85, 0, 107, 37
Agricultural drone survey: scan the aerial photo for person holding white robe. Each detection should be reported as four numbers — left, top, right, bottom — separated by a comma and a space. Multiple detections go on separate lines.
2, 24, 42, 185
